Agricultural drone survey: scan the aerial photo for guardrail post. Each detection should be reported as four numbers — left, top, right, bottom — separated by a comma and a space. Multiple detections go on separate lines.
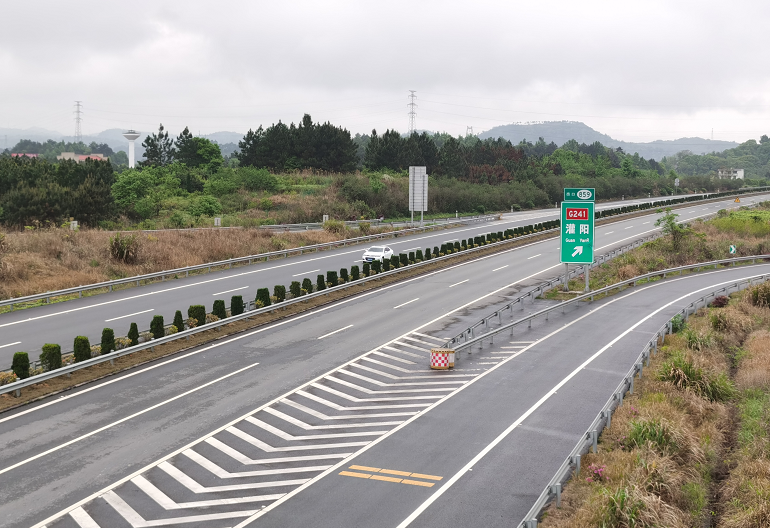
603, 409, 612, 429
550, 483, 562, 508
15, 389, 20, 398
571, 454, 581, 475
636, 362, 643, 379
591, 430, 598, 453
629, 373, 635, 394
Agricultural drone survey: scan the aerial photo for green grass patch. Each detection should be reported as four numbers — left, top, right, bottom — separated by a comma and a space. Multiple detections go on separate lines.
737, 389, 770, 450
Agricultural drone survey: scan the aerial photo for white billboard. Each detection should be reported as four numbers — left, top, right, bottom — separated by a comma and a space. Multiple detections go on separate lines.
409, 166, 428, 212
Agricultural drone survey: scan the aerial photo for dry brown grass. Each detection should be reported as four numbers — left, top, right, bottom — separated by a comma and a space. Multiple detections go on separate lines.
718, 458, 770, 528
736, 330, 770, 391
0, 226, 387, 300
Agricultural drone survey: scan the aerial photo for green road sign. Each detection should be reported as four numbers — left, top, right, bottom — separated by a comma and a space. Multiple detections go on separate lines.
563, 188, 595, 201
729, 245, 736, 254
560, 201, 595, 264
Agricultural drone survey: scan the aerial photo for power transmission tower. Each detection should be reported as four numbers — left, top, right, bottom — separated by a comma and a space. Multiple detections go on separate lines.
74, 101, 83, 143
466, 126, 474, 136
407, 91, 417, 135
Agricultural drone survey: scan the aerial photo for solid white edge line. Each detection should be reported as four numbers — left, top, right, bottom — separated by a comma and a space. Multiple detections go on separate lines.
317, 325, 354, 340
0, 341, 21, 349
0, 364, 259, 477
448, 279, 469, 288
393, 298, 420, 310
238, 264, 770, 528
292, 270, 320, 277
394, 270, 769, 528
211, 286, 249, 296
104, 309, 154, 322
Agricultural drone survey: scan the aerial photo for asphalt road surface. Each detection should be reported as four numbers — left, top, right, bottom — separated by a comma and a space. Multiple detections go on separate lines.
1, 212, 767, 527
1, 192, 765, 365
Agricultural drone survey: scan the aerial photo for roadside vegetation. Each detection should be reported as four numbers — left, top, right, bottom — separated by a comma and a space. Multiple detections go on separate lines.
539, 204, 770, 528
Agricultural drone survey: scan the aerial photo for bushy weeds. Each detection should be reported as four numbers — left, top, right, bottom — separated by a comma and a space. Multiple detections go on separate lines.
658, 351, 735, 402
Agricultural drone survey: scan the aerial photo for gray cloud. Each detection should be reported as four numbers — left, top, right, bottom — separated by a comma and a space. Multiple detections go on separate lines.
2, 0, 768, 143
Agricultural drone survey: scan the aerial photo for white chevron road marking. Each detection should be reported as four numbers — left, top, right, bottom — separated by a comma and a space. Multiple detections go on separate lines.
381, 345, 424, 359
295, 389, 430, 410
311, 383, 442, 402
103, 490, 258, 527
132, 475, 284, 509
371, 350, 416, 364
245, 416, 387, 440
205, 437, 351, 465
325, 375, 454, 394
401, 335, 443, 348
358, 357, 474, 377
281, 398, 417, 419
70, 507, 99, 528
392, 340, 431, 353
159, 462, 309, 492
227, 426, 370, 452
264, 407, 403, 429
337, 368, 464, 387
183, 449, 331, 478
347, 362, 470, 381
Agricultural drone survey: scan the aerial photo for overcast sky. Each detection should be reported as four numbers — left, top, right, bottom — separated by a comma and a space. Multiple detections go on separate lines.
2, 0, 769, 143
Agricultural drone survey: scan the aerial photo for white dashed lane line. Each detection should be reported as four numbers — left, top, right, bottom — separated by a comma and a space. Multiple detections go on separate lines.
492, 265, 509, 272
0, 341, 21, 349
293, 269, 320, 277
527, 254, 541, 259
393, 298, 420, 310
448, 279, 469, 288
317, 325, 354, 340
212, 286, 249, 296
105, 309, 154, 322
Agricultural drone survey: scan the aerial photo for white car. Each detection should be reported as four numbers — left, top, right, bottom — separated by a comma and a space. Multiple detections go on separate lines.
362, 245, 394, 263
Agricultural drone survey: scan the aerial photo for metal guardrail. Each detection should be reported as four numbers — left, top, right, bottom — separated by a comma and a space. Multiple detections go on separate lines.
0, 215, 498, 311
517, 271, 770, 527
449, 255, 770, 353
0, 220, 563, 397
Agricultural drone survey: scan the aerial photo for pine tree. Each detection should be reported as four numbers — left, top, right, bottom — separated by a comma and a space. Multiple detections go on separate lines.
141, 123, 175, 167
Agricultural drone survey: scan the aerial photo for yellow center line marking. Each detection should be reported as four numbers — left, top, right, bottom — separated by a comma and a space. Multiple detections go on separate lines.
371, 475, 403, 483
402, 479, 435, 487
410, 473, 442, 481
339, 471, 371, 479
380, 469, 412, 476
350, 465, 381, 472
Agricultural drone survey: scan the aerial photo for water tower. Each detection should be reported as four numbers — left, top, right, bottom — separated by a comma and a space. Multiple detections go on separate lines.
122, 130, 141, 168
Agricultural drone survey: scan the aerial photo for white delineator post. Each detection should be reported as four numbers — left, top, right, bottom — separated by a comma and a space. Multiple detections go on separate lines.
122, 130, 141, 168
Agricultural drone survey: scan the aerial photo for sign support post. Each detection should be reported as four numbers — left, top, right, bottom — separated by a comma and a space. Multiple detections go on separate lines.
409, 166, 428, 228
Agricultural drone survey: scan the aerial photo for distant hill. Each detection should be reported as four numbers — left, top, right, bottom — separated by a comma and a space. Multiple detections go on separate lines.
478, 121, 739, 160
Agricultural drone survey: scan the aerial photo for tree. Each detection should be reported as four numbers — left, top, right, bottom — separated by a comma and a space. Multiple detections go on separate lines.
655, 208, 689, 251
141, 123, 175, 167
175, 126, 196, 165
761, 135, 769, 145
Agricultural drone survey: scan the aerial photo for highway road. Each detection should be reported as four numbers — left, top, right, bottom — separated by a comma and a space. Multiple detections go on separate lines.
0, 191, 765, 365
1, 205, 767, 527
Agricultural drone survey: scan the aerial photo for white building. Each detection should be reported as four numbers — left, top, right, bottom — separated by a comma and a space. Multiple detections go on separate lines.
717, 168, 744, 179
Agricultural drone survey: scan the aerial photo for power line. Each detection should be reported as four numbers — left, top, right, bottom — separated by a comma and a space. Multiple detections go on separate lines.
408, 90, 417, 134
74, 101, 83, 143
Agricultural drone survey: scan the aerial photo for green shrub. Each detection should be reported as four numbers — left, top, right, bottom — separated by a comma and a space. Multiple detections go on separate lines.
302, 277, 314, 292
213, 299, 227, 319
390, 255, 399, 268
316, 274, 326, 291
626, 419, 678, 453
231, 296, 244, 315
101, 328, 115, 355
439, 244, 447, 254
128, 322, 140, 346
425, 247, 432, 259
326, 271, 338, 287
433, 246, 439, 256
467, 237, 474, 246
416, 249, 424, 260
11, 352, 30, 379
371, 260, 381, 273
749, 282, 770, 307
670, 314, 686, 333
323, 219, 346, 234
709, 295, 729, 308
74, 336, 91, 362
339, 268, 349, 282
399, 253, 408, 266
188, 304, 207, 326
408, 251, 415, 262
351, 266, 360, 281
255, 288, 272, 307
40, 344, 62, 372
290, 281, 301, 298
150, 315, 165, 339
382, 258, 390, 271
273, 285, 286, 302
454, 242, 460, 252
362, 262, 370, 276
461, 240, 467, 250
658, 351, 735, 402
497, 231, 503, 240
